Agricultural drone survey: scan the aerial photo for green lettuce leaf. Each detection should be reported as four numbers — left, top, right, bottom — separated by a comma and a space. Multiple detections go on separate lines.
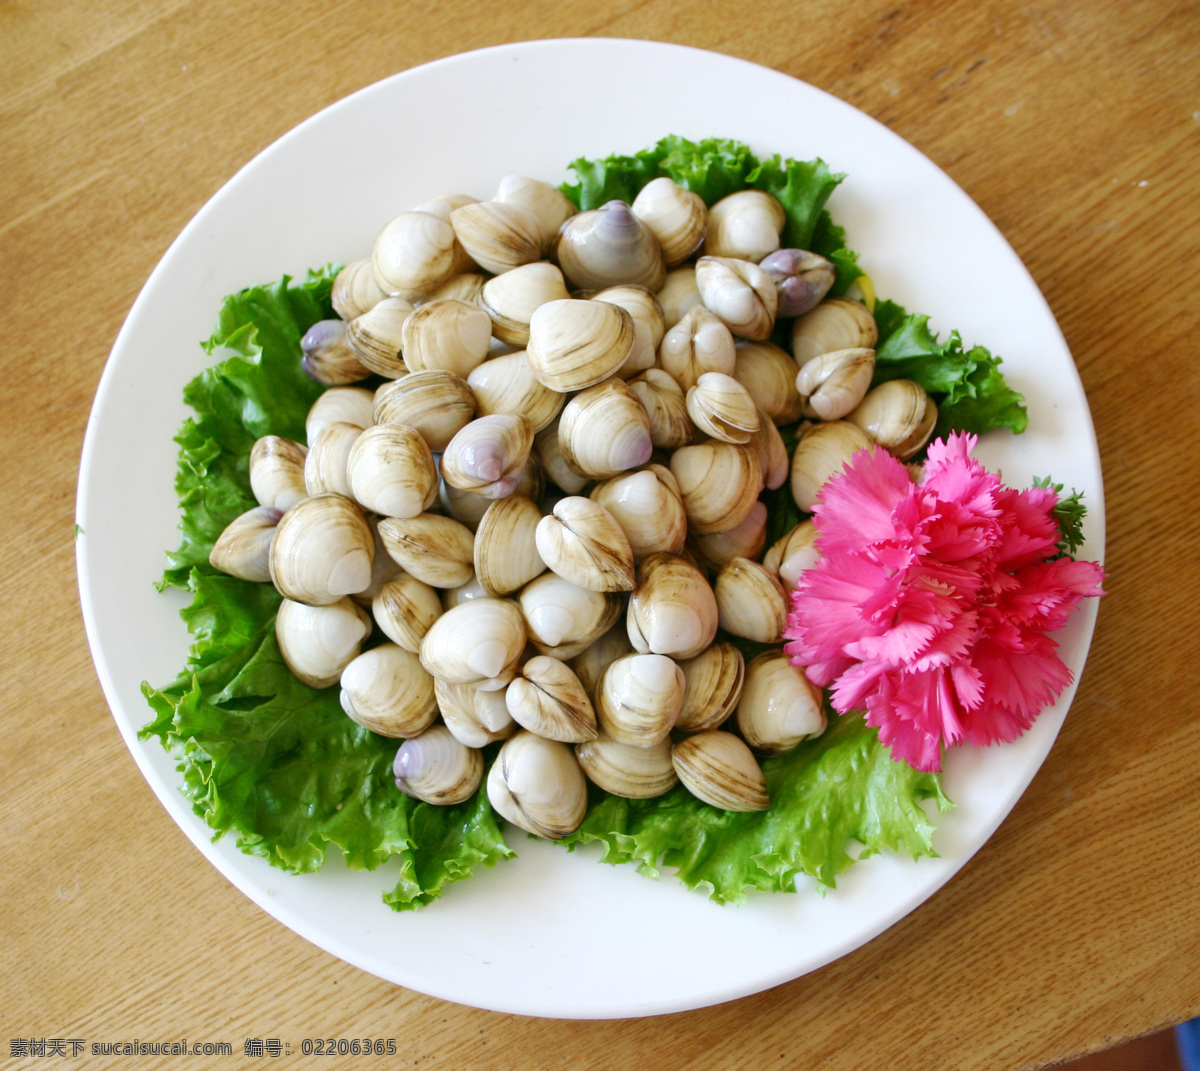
562, 709, 949, 903
143, 265, 513, 908
873, 299, 1029, 437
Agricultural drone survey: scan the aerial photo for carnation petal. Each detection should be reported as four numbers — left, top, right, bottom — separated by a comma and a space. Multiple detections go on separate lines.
813, 446, 913, 554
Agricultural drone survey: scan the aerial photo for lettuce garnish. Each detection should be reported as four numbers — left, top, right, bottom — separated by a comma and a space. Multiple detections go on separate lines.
144, 136, 1032, 910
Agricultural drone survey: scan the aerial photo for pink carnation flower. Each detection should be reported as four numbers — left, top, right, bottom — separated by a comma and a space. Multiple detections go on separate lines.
784, 432, 1105, 773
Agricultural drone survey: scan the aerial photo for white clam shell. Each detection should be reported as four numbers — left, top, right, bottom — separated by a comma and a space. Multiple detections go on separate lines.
592, 285, 666, 379
346, 423, 438, 519
373, 370, 476, 453
493, 175, 578, 250
736, 650, 827, 755
669, 441, 763, 535
846, 379, 938, 460
480, 261, 571, 346
695, 255, 778, 342
378, 513, 475, 589
557, 378, 653, 481
626, 368, 694, 450
346, 296, 414, 379
249, 435, 308, 512
676, 641, 745, 733
440, 413, 535, 499
268, 492, 375, 606
589, 465, 688, 562
371, 572, 444, 654
575, 731, 677, 798
487, 731, 588, 839
371, 210, 467, 300
393, 725, 484, 806
692, 501, 768, 572
526, 298, 635, 393
450, 200, 543, 275
275, 596, 372, 689
339, 643, 438, 738
505, 655, 598, 743
789, 420, 874, 512
473, 492, 547, 597
419, 597, 526, 686
791, 297, 878, 365
468, 350, 565, 434
435, 678, 516, 748
595, 652, 685, 748
631, 177, 707, 267
658, 304, 736, 392
671, 730, 770, 812
796, 347, 877, 422
399, 298, 493, 378
304, 420, 362, 499
684, 371, 761, 444
209, 505, 282, 583
306, 385, 375, 443
762, 520, 821, 593
534, 496, 635, 593
331, 258, 387, 321
703, 190, 786, 262
626, 552, 719, 661
655, 265, 702, 330
553, 200, 666, 292
734, 340, 804, 426
518, 572, 622, 659
714, 556, 789, 644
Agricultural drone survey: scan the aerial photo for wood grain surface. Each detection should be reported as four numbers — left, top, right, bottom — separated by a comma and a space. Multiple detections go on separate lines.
3, 1, 1197, 1068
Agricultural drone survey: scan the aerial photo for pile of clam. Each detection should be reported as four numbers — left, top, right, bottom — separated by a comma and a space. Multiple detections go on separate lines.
207, 171, 938, 840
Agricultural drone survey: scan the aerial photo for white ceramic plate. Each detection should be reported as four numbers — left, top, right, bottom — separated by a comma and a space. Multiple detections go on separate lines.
76, 39, 1104, 1019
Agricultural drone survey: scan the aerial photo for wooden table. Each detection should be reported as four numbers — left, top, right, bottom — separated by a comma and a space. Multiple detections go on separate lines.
4, 2, 1197, 1068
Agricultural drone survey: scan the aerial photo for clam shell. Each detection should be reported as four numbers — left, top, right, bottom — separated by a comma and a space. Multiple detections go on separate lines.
676, 641, 745, 733
306, 385, 375, 443
557, 378, 653, 480
373, 369, 476, 452
425, 271, 489, 308
746, 408, 790, 491
534, 416, 592, 495
304, 421, 361, 498
846, 379, 938, 460
372, 572, 444, 653
703, 190, 786, 262
569, 622, 635, 701
300, 319, 370, 386
694, 255, 778, 342
592, 284, 666, 378
450, 200, 543, 275
346, 423, 437, 519
714, 556, 789, 643
692, 501, 768, 572
684, 371, 761, 444
526, 298, 635, 392
209, 505, 282, 583
371, 211, 467, 300
377, 512, 475, 588
339, 643, 438, 738
418, 597, 527, 686
789, 420, 873, 512
534, 496, 634, 592
626, 368, 694, 450
249, 435, 308, 511
671, 730, 770, 812
760, 248, 836, 318
480, 261, 571, 346
595, 652, 685, 748
346, 296, 414, 378
399, 298, 492, 377
796, 347, 876, 421
589, 465, 688, 561
655, 265, 702, 329
275, 596, 372, 689
435, 678, 516, 747
505, 655, 598, 743
791, 297, 878, 364
575, 732, 678, 799
630, 177, 707, 267
762, 519, 821, 593
626, 552, 719, 661
393, 725, 484, 806
440, 413, 534, 499
331, 258, 387, 321
467, 350, 565, 433
553, 200, 666, 292
518, 572, 623, 659
734, 340, 804, 425
669, 441, 763, 535
487, 731, 588, 839
493, 174, 578, 250
658, 304, 736, 392
269, 493, 374, 606
473, 492, 547, 596
736, 650, 827, 755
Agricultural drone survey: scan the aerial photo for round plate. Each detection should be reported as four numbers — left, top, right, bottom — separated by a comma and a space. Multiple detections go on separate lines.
76, 39, 1104, 1018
